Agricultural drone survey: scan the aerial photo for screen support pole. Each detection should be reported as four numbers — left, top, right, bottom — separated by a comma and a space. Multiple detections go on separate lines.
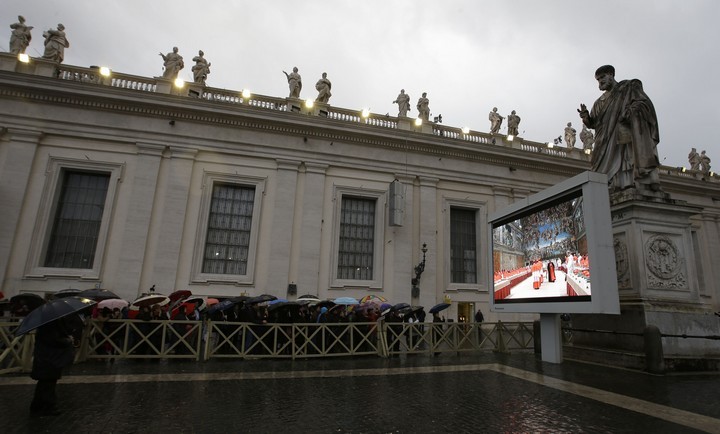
540, 313, 563, 363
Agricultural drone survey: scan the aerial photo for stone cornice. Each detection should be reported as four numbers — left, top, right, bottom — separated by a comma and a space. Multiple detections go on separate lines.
0, 72, 579, 177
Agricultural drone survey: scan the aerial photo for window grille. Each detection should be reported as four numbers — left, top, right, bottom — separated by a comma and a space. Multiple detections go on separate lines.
337, 196, 375, 280
202, 184, 255, 275
44, 171, 110, 268
450, 207, 477, 283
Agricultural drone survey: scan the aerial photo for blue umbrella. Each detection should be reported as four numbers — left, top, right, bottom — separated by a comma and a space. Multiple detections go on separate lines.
15, 297, 96, 336
429, 303, 450, 314
207, 299, 236, 315
246, 294, 278, 305
333, 297, 359, 305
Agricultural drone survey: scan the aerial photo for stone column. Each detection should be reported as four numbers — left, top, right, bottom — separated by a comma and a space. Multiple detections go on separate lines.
264, 159, 300, 294
292, 163, 328, 296
0, 129, 41, 291
139, 147, 197, 292
107, 143, 164, 298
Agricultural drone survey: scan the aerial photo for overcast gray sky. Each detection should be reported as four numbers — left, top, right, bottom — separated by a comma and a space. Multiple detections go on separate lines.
3, 0, 718, 169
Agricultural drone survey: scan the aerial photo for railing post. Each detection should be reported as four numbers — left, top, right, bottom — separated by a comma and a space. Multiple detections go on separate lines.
494, 320, 508, 353
21, 333, 34, 372
644, 325, 665, 374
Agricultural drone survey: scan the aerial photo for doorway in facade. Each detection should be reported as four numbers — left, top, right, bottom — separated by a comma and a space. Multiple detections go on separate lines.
457, 302, 474, 323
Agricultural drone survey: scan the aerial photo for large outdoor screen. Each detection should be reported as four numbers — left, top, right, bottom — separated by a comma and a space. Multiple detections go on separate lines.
488, 171, 619, 314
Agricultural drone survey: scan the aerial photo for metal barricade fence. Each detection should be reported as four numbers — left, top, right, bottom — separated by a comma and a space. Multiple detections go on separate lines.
0, 320, 33, 374
2, 319, 535, 372
78, 319, 203, 361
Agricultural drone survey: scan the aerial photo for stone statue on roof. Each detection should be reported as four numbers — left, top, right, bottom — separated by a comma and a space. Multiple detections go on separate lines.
393, 89, 410, 117
700, 150, 711, 173
315, 72, 332, 103
191, 50, 211, 85
416, 93, 430, 121
41, 23, 69, 63
688, 148, 700, 171
580, 126, 595, 150
564, 122, 577, 148
489, 107, 503, 134
283, 67, 302, 98
507, 110, 521, 136
159, 46, 184, 80
9, 15, 33, 55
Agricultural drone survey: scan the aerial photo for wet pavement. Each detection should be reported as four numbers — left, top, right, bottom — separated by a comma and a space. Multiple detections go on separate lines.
2, 352, 719, 433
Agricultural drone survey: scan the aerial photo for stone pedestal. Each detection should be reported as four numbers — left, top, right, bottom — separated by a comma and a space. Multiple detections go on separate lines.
186, 82, 205, 98
0, 53, 18, 72
33, 58, 59, 78
571, 189, 720, 369
285, 98, 330, 117
154, 77, 188, 96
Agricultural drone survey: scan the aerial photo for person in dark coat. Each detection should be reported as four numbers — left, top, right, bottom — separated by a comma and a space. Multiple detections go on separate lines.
30, 315, 80, 416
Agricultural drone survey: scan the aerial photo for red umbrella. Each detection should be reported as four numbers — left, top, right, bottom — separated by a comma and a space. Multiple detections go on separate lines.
169, 290, 192, 304
132, 294, 169, 308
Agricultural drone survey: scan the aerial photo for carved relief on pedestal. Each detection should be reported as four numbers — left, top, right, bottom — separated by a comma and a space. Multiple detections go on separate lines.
613, 235, 631, 289
644, 234, 687, 290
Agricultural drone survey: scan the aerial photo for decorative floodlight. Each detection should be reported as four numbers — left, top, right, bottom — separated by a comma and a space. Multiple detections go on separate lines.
507, 134, 514, 141
174, 78, 185, 88
711, 171, 715, 177
241, 89, 251, 99
461, 126, 470, 134
681, 167, 687, 173
305, 99, 314, 109
99, 66, 111, 77
361, 108, 371, 118
584, 148, 591, 155
414, 118, 423, 126
18, 53, 30, 63
547, 142, 554, 149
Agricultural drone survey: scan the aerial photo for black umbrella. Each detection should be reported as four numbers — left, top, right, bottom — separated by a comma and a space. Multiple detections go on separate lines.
267, 301, 300, 312
77, 288, 121, 301
429, 302, 451, 314
390, 302, 411, 312
53, 288, 82, 299
10, 293, 46, 316
14, 297, 96, 336
246, 294, 278, 305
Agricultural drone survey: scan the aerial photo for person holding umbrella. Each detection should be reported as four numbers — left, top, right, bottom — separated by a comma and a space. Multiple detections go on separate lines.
14, 297, 94, 416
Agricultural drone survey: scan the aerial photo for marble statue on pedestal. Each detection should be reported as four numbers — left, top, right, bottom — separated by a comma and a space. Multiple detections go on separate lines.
507, 110, 521, 136
578, 65, 661, 192
9, 16, 33, 55
283, 67, 302, 98
315, 72, 332, 103
393, 89, 410, 117
700, 150, 711, 173
159, 47, 184, 80
489, 107, 503, 134
416, 92, 430, 121
580, 126, 595, 150
191, 50, 211, 85
564, 122, 577, 148
41, 24, 69, 63
688, 148, 700, 170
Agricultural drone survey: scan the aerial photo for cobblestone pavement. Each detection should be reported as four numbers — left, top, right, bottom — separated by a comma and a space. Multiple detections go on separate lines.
2, 352, 719, 433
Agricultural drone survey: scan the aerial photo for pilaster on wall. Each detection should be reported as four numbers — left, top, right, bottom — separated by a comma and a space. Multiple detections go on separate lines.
265, 159, 301, 294
418, 176, 439, 308
0, 129, 42, 292
140, 147, 197, 293
389, 174, 416, 303
108, 143, 164, 298
293, 163, 328, 296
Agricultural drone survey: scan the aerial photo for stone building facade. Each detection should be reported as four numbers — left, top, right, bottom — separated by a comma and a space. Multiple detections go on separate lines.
1, 56, 719, 325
